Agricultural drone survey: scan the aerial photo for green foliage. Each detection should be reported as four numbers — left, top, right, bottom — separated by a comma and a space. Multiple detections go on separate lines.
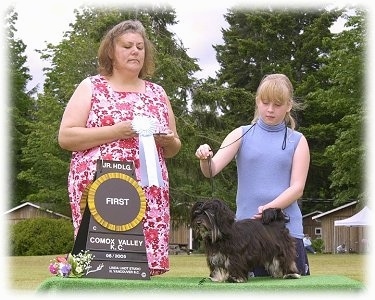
17, 91, 71, 215
312, 238, 325, 253
306, 9, 366, 206
9, 217, 74, 256
6, 8, 37, 207
215, 7, 342, 90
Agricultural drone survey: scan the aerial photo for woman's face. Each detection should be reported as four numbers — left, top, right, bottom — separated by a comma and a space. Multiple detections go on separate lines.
112, 32, 145, 74
256, 98, 291, 126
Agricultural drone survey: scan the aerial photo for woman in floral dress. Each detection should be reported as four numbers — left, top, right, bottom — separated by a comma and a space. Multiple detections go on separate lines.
58, 20, 181, 276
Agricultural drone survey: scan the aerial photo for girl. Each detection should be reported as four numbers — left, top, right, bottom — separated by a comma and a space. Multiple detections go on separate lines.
195, 74, 310, 276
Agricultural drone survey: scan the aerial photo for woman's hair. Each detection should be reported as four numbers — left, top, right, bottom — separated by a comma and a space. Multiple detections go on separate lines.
251, 74, 303, 130
97, 20, 155, 78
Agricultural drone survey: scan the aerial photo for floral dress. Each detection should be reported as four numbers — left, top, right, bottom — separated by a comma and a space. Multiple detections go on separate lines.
67, 75, 171, 276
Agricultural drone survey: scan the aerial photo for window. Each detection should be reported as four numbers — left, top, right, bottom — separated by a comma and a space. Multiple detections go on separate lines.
315, 227, 322, 236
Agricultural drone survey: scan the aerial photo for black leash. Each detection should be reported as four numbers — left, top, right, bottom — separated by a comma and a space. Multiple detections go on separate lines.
205, 122, 287, 198
207, 156, 214, 198
206, 123, 256, 198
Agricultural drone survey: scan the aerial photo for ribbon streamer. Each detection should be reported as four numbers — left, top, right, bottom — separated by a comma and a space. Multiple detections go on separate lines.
132, 116, 163, 187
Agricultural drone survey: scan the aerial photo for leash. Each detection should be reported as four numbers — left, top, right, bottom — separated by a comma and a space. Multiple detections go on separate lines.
205, 124, 255, 198
207, 156, 214, 198
204, 122, 287, 198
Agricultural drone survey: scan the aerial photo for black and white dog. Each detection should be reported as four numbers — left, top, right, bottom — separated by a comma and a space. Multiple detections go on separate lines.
191, 199, 301, 283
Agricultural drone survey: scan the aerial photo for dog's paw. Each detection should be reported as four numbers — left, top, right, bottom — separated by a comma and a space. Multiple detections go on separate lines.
283, 273, 301, 279
227, 276, 247, 283
209, 276, 224, 282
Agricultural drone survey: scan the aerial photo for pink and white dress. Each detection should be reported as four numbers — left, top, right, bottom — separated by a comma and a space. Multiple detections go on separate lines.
67, 74, 171, 276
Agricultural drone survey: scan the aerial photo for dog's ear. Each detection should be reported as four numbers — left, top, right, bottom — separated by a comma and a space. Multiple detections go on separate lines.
262, 208, 281, 224
272, 208, 290, 223
213, 199, 235, 225
262, 208, 290, 224
191, 201, 204, 211
190, 201, 205, 220
262, 208, 275, 224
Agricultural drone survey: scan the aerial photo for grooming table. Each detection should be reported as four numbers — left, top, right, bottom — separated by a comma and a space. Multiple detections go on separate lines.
37, 275, 364, 294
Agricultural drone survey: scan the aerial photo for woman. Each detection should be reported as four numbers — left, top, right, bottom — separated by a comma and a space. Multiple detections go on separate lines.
195, 74, 310, 276
58, 20, 181, 276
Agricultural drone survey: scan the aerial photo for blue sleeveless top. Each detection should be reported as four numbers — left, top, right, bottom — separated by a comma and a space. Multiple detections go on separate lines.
235, 118, 304, 239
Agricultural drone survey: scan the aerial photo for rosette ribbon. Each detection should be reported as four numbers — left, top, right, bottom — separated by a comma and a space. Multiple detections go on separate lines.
132, 116, 163, 187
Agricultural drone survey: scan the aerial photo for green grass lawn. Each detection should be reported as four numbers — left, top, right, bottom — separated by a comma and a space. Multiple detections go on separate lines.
8, 253, 367, 291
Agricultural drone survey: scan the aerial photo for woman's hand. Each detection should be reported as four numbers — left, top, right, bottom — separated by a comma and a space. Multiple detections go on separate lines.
153, 130, 177, 147
114, 120, 138, 139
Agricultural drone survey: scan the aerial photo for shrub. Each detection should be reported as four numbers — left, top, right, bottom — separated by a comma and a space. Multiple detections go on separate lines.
9, 217, 74, 256
312, 238, 325, 253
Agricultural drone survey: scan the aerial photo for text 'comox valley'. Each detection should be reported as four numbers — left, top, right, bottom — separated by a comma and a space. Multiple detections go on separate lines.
89, 237, 144, 250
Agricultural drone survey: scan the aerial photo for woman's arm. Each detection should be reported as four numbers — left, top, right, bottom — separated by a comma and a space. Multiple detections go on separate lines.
58, 78, 137, 152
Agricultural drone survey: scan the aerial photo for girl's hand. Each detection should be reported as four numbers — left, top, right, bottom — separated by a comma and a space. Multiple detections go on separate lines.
195, 144, 213, 160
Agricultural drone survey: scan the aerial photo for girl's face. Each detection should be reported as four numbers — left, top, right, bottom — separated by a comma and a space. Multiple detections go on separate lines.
256, 98, 291, 126
112, 32, 145, 73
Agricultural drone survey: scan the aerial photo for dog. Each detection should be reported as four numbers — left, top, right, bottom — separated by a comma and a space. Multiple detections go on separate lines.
191, 199, 301, 283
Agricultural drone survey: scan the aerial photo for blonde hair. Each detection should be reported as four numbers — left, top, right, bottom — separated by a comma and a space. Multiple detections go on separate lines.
97, 20, 155, 78
252, 74, 301, 130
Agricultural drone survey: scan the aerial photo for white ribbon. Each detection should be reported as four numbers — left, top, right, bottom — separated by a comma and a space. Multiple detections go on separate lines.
132, 116, 163, 187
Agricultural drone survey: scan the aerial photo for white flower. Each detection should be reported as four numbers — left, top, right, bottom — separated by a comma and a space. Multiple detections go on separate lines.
75, 266, 83, 274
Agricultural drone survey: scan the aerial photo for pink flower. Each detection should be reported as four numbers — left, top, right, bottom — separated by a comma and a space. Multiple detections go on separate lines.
102, 154, 113, 160
101, 116, 114, 126
56, 256, 67, 263
49, 263, 58, 275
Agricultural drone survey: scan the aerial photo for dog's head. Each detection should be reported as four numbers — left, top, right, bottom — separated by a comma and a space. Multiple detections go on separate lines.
190, 199, 235, 244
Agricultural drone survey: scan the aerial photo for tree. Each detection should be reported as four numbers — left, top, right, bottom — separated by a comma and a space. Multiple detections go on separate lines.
307, 9, 366, 205
6, 8, 36, 208
17, 91, 72, 215
215, 7, 342, 91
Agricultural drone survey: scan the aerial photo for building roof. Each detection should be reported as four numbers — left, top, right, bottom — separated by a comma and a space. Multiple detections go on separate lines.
4, 201, 71, 219
303, 210, 323, 219
312, 200, 358, 220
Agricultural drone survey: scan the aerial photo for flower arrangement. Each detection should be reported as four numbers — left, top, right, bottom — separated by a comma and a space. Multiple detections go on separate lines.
49, 250, 94, 278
